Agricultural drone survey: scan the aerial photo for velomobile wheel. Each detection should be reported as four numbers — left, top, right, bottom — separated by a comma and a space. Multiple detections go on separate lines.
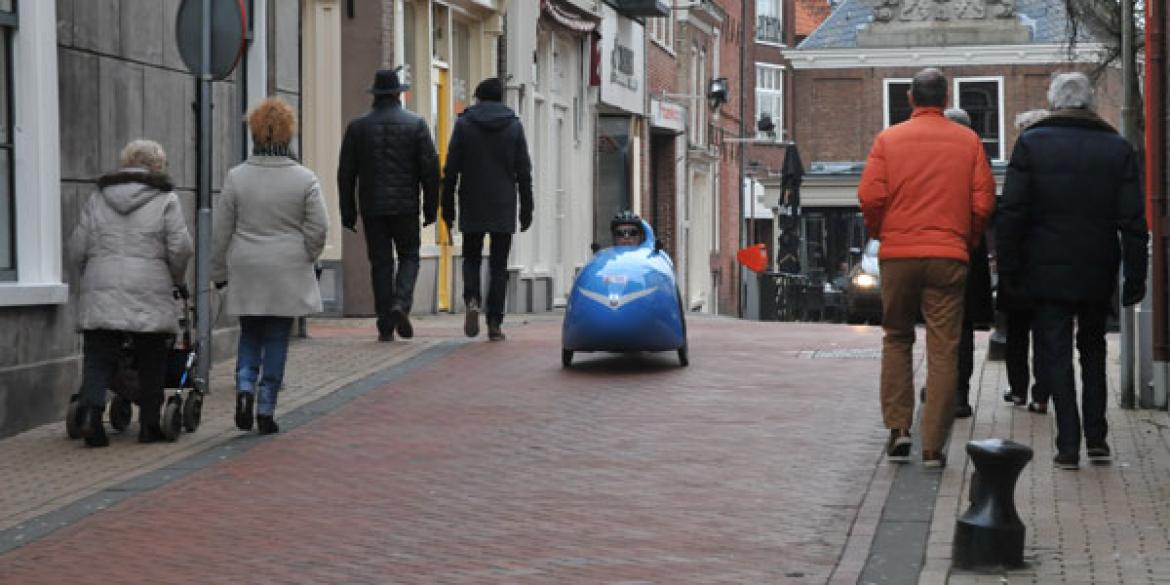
562, 349, 573, 368
182, 391, 203, 432
66, 394, 83, 439
162, 396, 182, 442
108, 395, 133, 432
678, 344, 689, 367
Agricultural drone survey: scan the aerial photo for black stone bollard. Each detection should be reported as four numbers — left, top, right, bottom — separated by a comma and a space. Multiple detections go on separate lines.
952, 438, 1033, 570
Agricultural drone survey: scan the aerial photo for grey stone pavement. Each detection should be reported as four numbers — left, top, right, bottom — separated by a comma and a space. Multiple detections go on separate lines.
0, 315, 1168, 584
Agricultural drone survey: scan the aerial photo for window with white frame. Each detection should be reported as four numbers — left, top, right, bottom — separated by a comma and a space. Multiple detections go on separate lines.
756, 0, 782, 44
649, 9, 673, 51
0, 0, 65, 305
955, 77, 1004, 162
689, 45, 707, 147
755, 64, 783, 140
883, 79, 912, 128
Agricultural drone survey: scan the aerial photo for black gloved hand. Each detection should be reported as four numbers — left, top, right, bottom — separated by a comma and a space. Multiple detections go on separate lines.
423, 214, 436, 228
173, 284, 190, 300
342, 214, 357, 233
520, 212, 532, 233
1123, 279, 1146, 307
442, 213, 455, 228
214, 281, 228, 291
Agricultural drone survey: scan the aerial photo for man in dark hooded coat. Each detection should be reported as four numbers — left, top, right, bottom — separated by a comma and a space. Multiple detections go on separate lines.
441, 78, 533, 341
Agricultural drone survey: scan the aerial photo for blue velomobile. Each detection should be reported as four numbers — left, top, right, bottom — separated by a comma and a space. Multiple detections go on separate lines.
561, 219, 688, 368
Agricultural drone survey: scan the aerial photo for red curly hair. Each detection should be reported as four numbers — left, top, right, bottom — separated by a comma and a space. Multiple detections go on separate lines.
247, 97, 297, 147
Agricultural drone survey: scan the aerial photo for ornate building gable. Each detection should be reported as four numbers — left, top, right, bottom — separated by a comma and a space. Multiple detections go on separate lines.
858, 0, 1030, 47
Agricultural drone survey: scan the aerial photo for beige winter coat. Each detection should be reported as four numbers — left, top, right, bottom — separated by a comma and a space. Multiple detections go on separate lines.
211, 156, 328, 317
70, 169, 194, 334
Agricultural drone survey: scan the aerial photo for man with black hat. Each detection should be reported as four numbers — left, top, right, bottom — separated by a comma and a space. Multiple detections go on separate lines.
441, 77, 533, 341
339, 68, 440, 342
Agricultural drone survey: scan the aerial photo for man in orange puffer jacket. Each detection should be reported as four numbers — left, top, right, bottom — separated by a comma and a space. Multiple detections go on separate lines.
858, 68, 996, 468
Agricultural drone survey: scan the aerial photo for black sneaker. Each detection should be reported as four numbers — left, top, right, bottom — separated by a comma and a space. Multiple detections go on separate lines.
464, 299, 481, 337
488, 321, 506, 341
886, 429, 911, 462
235, 392, 254, 431
1054, 451, 1080, 470
377, 316, 394, 342
392, 308, 414, 339
1087, 441, 1112, 463
81, 407, 109, 448
955, 403, 973, 419
256, 415, 280, 435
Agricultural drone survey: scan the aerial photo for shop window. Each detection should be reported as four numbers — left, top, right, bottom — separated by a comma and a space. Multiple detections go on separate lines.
955, 77, 1004, 162
755, 63, 783, 141
595, 116, 632, 245
883, 79, 912, 128
756, 0, 782, 44
451, 20, 471, 114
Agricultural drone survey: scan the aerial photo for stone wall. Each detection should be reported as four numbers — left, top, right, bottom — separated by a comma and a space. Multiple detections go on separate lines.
0, 0, 301, 438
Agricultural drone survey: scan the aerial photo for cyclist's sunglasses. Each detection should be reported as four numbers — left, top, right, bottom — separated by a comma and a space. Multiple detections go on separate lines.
615, 226, 641, 238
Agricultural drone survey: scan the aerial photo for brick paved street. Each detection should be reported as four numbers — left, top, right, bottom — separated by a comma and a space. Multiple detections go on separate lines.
0, 316, 894, 584
3, 316, 1169, 584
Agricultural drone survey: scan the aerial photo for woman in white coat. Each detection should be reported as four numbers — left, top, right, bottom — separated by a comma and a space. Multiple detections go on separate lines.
70, 140, 193, 447
212, 98, 328, 434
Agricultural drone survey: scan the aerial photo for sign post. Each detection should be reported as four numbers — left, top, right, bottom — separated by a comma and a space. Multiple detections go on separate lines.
175, 0, 246, 394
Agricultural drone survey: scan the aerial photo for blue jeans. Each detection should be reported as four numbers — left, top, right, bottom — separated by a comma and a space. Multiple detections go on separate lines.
235, 316, 294, 417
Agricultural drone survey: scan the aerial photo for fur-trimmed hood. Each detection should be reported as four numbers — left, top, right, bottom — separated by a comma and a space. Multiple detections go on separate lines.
96, 168, 175, 215
1029, 108, 1117, 134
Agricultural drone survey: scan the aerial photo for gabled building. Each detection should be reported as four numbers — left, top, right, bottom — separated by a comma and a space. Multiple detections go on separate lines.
782, 0, 1120, 285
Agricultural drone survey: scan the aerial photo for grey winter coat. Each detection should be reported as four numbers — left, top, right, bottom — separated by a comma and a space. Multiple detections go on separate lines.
70, 169, 194, 334
211, 156, 328, 317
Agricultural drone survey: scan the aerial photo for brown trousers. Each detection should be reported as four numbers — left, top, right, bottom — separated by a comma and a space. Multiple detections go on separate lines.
879, 258, 968, 452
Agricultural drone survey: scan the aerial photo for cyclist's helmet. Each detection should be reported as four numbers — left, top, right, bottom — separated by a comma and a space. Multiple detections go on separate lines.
610, 210, 643, 235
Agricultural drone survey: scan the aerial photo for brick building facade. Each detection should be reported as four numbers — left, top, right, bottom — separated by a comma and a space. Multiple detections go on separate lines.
783, 0, 1120, 289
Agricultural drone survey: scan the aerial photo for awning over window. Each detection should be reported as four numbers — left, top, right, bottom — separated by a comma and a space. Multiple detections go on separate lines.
542, 0, 598, 34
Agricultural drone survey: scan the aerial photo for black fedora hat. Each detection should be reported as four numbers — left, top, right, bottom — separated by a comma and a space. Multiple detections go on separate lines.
369, 68, 409, 95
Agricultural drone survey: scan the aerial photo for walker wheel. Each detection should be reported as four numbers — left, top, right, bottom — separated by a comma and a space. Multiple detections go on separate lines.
162, 396, 182, 442
562, 349, 573, 368
182, 391, 203, 432
65, 394, 83, 440
677, 344, 689, 367
109, 395, 133, 432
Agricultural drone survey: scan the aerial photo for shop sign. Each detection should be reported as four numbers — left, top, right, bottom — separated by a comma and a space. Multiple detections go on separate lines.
650, 99, 685, 133
599, 5, 645, 115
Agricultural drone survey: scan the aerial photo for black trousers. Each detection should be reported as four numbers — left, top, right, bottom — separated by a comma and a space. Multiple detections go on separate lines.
1032, 301, 1109, 455
1005, 308, 1041, 402
462, 232, 512, 324
80, 330, 169, 424
362, 214, 420, 331
957, 319, 974, 405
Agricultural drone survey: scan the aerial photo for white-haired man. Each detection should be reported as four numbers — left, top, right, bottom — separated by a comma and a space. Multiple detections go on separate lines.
997, 72, 1148, 469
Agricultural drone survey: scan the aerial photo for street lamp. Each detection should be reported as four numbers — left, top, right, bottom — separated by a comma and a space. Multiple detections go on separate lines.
707, 77, 729, 110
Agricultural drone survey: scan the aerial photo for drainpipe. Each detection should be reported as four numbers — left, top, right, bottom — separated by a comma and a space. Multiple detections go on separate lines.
1147, 0, 1168, 409
737, 0, 748, 318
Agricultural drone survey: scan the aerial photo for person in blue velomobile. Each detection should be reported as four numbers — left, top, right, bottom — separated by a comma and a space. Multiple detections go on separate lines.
561, 211, 688, 368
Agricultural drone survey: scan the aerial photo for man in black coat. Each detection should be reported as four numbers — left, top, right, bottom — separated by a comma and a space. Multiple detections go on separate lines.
441, 78, 533, 341
997, 72, 1148, 469
338, 68, 440, 342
